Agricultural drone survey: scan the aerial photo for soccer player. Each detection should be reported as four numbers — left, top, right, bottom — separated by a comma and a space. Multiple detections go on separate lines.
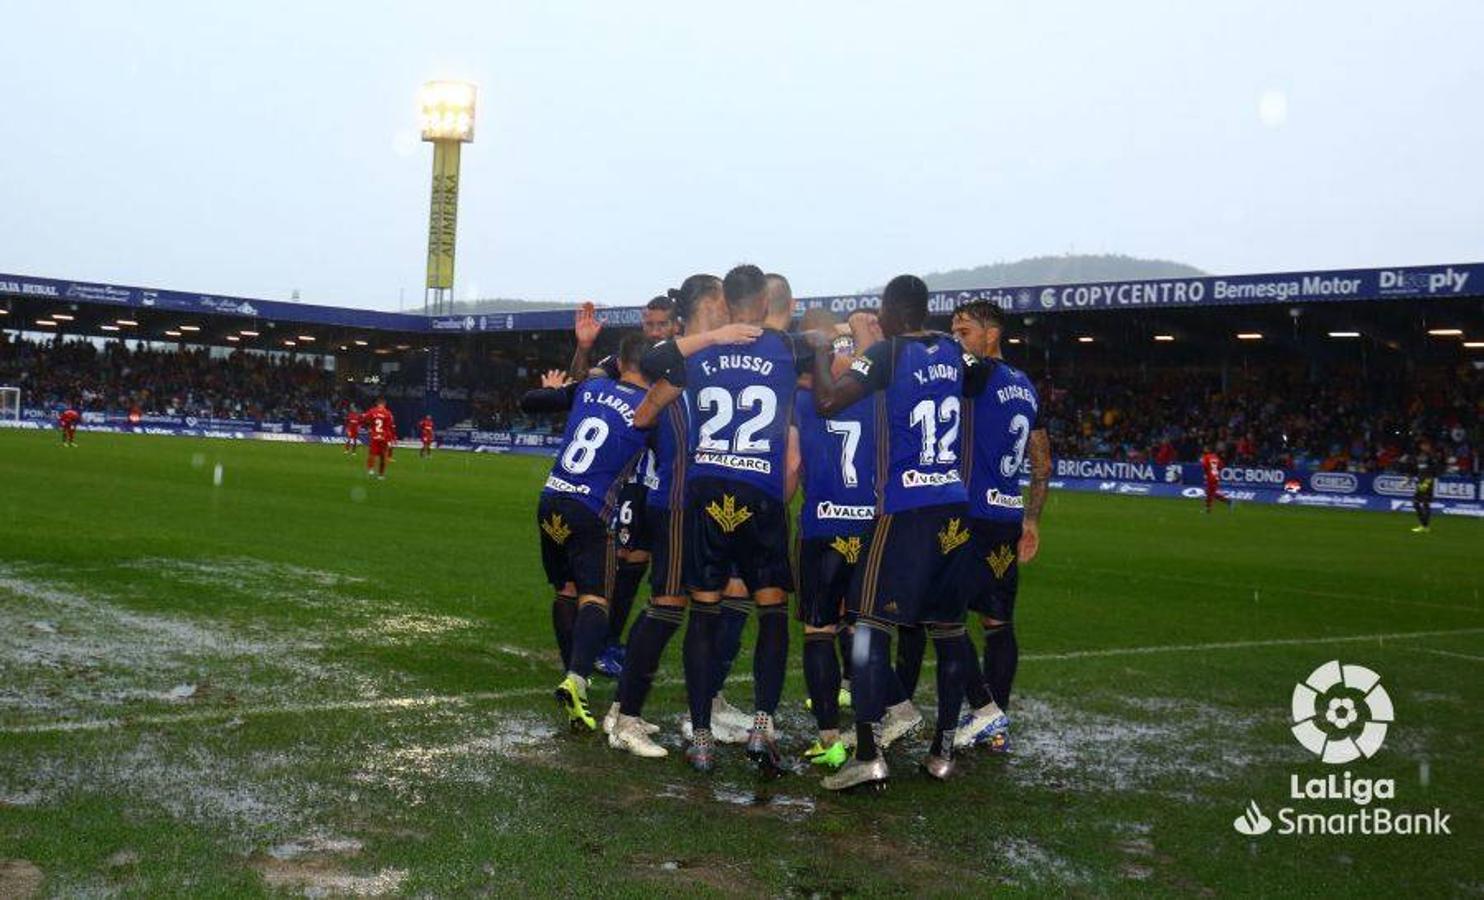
1412, 448, 1436, 534
950, 300, 1052, 752
519, 333, 654, 733
58, 406, 80, 446
363, 398, 395, 479
635, 264, 810, 776
569, 297, 681, 681
418, 414, 436, 457
344, 405, 362, 454
808, 274, 990, 791
794, 309, 877, 770
607, 276, 760, 757
1200, 444, 1232, 512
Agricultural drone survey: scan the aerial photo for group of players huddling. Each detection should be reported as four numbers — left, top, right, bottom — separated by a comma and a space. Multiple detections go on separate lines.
521, 265, 1051, 791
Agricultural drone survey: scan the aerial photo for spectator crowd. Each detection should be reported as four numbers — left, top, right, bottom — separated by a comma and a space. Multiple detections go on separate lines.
3, 334, 1478, 475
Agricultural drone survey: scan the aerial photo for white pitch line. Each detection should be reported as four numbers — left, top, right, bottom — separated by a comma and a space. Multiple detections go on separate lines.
6, 626, 1482, 737
1022, 626, 1484, 662
1402, 646, 1484, 664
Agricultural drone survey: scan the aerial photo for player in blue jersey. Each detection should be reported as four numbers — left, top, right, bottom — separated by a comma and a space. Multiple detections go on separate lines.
950, 300, 1052, 753
565, 297, 681, 680
794, 308, 879, 770
637, 264, 812, 776
607, 275, 761, 758
520, 333, 654, 733
807, 274, 996, 791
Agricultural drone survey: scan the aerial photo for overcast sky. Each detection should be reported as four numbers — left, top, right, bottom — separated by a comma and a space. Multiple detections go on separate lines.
2, 1, 1481, 309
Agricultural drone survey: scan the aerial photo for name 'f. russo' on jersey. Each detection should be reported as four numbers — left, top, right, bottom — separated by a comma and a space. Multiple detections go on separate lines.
962, 358, 1041, 521
651, 329, 812, 501
845, 333, 977, 514
541, 377, 650, 519
796, 385, 877, 538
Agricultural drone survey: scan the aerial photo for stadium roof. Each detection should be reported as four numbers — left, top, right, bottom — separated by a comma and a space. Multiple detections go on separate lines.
2, 262, 1481, 338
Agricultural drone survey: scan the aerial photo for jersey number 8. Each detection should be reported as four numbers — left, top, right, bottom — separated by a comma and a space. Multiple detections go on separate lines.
561, 417, 610, 474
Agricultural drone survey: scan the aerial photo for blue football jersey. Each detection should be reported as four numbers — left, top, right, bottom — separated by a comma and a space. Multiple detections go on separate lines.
962, 358, 1041, 522
645, 398, 690, 510
682, 329, 812, 500
541, 377, 649, 518
797, 385, 877, 538
845, 333, 973, 514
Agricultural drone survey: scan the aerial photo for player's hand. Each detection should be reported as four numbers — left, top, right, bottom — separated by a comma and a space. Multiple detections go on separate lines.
849, 312, 884, 350
802, 328, 835, 351
540, 369, 574, 389
1017, 524, 1040, 564
574, 301, 602, 348
710, 323, 762, 346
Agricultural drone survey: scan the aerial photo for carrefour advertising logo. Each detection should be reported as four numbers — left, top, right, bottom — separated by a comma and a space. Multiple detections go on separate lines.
1231, 661, 1451, 838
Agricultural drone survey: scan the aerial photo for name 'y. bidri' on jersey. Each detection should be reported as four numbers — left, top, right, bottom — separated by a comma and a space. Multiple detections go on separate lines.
849, 333, 974, 513
962, 358, 1041, 521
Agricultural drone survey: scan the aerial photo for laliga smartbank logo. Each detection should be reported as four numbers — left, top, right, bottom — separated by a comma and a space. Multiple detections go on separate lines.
1232, 660, 1452, 838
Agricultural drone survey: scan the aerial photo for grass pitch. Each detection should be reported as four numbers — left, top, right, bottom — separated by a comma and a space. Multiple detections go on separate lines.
1, 429, 1480, 897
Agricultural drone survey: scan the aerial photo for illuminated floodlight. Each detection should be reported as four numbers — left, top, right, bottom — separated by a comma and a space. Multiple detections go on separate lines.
354, 339, 369, 346
100, 324, 120, 332
1154, 334, 1175, 342
1237, 332, 1264, 340
116, 319, 138, 326
35, 319, 57, 326
240, 329, 260, 337
1327, 331, 1360, 338
1076, 336, 1094, 344
226, 335, 241, 342
1464, 341, 1484, 349
52, 313, 75, 321
178, 325, 201, 332
297, 335, 315, 342
1427, 328, 1462, 336
164, 330, 182, 337
419, 81, 478, 142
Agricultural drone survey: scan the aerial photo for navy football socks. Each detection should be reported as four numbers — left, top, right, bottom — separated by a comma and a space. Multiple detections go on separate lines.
753, 603, 789, 716
618, 603, 683, 716
551, 594, 577, 670
683, 602, 722, 730
803, 631, 841, 731
566, 600, 610, 680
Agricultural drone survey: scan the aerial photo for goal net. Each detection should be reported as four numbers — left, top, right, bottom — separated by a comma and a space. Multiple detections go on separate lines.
0, 386, 20, 422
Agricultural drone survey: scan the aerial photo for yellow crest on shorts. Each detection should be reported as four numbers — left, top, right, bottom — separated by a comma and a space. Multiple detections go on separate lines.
937, 517, 969, 555
829, 535, 864, 564
987, 544, 1015, 579
541, 512, 572, 545
706, 494, 753, 534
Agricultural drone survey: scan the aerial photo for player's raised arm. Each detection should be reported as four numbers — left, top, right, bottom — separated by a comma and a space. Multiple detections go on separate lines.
566, 302, 602, 383
1020, 427, 1051, 563
811, 330, 874, 417
520, 370, 580, 414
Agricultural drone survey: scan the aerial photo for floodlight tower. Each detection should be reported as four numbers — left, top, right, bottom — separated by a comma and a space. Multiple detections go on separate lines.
419, 80, 477, 315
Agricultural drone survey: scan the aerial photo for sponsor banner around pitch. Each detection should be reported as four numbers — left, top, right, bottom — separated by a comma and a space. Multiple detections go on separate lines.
5, 262, 1479, 335
1051, 457, 1479, 503
1048, 477, 1484, 516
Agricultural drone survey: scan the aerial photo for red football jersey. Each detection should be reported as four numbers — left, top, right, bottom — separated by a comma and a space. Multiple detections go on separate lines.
419, 417, 434, 439
1200, 452, 1222, 480
59, 409, 80, 426
346, 411, 363, 429
364, 407, 395, 443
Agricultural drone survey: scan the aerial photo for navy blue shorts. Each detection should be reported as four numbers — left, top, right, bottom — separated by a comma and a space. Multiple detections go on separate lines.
646, 501, 686, 598
847, 503, 973, 626
963, 518, 1021, 622
613, 481, 651, 553
685, 478, 794, 594
795, 533, 867, 628
537, 495, 615, 598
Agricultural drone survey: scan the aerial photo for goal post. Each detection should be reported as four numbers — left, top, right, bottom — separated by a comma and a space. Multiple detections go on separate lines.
0, 386, 19, 422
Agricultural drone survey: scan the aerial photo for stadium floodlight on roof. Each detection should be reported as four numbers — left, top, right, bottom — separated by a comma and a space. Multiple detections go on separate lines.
178, 325, 201, 332
419, 80, 477, 317
52, 313, 75, 321
1076, 336, 1094, 343
240, 329, 259, 337
419, 81, 477, 143
1237, 332, 1264, 340
100, 324, 120, 332
117, 319, 137, 326
1464, 341, 1484, 349
35, 319, 56, 327
164, 330, 181, 337
297, 335, 315, 342
1327, 331, 1361, 338
1153, 334, 1175, 342
1427, 328, 1462, 336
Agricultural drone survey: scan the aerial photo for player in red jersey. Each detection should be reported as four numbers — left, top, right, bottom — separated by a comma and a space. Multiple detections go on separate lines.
58, 407, 80, 447
344, 405, 362, 454
363, 398, 396, 479
1199, 444, 1232, 512
418, 414, 436, 457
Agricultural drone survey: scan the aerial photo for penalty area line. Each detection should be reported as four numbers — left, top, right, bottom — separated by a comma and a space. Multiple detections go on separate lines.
7, 628, 1482, 736
1023, 626, 1484, 662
